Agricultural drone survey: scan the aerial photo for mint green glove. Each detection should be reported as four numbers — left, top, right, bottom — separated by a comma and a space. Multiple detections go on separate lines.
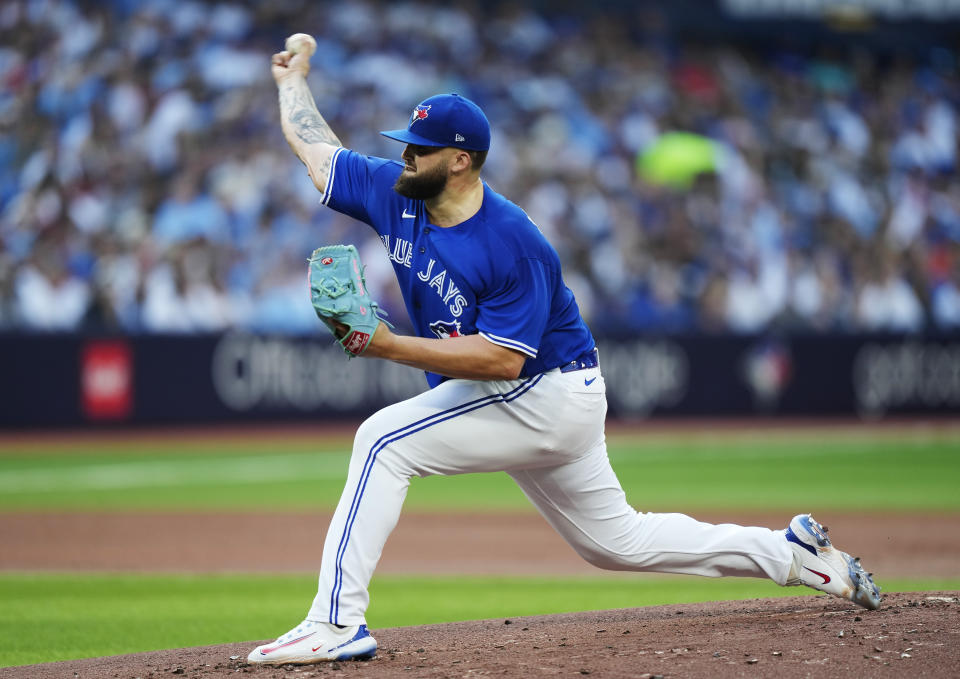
308, 244, 391, 356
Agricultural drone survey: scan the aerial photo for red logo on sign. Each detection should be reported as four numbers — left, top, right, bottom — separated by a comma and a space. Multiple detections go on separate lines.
321, 257, 333, 265
81, 341, 133, 420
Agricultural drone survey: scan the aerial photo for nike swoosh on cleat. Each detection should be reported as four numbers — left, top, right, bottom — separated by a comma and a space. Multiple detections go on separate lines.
402, 209, 415, 218
260, 632, 316, 654
805, 567, 831, 584
584, 377, 597, 386
311, 646, 323, 652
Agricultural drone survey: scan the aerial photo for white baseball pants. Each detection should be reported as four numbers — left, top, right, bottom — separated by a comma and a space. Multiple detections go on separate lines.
308, 366, 795, 625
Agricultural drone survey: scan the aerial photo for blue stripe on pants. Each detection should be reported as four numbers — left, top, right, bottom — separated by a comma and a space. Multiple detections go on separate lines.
329, 374, 544, 623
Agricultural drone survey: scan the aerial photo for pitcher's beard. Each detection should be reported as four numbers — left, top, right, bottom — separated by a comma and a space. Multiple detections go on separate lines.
393, 164, 448, 200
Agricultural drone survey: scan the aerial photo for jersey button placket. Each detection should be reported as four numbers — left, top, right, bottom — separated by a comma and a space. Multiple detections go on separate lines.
415, 228, 429, 310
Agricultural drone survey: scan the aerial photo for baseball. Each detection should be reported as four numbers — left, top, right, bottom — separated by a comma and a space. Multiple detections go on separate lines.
285, 33, 317, 57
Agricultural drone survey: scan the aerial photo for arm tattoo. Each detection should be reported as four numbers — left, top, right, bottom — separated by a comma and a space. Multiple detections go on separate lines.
290, 109, 339, 145
279, 80, 342, 147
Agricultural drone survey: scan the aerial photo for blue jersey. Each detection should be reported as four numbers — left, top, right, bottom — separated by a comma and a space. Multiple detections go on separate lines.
321, 148, 596, 388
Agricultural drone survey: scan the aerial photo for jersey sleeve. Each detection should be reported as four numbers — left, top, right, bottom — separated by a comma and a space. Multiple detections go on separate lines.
320, 148, 396, 226
475, 257, 550, 357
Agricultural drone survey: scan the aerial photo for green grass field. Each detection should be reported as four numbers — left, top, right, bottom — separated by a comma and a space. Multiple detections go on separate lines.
1, 425, 958, 667
2, 426, 958, 512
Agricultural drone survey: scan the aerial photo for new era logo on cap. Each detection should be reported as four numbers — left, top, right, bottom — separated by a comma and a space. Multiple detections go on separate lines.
380, 93, 490, 151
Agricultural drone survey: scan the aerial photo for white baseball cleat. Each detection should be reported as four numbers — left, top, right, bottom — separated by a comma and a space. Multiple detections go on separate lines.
247, 620, 377, 664
785, 513, 882, 610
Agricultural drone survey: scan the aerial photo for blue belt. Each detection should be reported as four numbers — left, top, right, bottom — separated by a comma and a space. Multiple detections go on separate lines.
559, 348, 599, 373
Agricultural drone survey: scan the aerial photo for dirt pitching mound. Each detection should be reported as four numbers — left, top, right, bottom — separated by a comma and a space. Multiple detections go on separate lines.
6, 592, 957, 679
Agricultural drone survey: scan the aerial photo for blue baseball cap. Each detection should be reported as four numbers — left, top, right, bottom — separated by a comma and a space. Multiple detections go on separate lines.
380, 93, 490, 152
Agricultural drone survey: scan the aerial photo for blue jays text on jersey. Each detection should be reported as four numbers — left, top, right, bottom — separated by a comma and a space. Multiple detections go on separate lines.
382, 234, 469, 317
321, 147, 595, 388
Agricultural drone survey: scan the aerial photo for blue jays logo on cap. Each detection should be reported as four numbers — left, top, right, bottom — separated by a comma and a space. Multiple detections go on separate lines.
411, 105, 431, 124
381, 93, 490, 152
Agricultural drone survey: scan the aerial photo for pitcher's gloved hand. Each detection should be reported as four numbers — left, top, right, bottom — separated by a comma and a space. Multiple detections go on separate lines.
308, 244, 391, 357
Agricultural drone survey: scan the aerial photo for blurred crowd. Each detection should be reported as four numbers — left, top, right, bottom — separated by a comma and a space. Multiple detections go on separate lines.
1, 0, 959, 336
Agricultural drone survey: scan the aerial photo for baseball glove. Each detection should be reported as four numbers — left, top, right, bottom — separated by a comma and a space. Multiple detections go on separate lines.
308, 244, 391, 356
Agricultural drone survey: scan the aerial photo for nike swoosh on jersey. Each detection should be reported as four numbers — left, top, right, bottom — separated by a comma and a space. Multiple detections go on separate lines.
402, 209, 415, 219
584, 377, 597, 386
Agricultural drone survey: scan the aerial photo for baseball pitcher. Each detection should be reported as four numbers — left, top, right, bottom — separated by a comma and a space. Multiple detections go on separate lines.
247, 35, 881, 665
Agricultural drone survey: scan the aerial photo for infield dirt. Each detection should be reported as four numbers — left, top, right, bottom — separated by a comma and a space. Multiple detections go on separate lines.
2, 510, 958, 577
